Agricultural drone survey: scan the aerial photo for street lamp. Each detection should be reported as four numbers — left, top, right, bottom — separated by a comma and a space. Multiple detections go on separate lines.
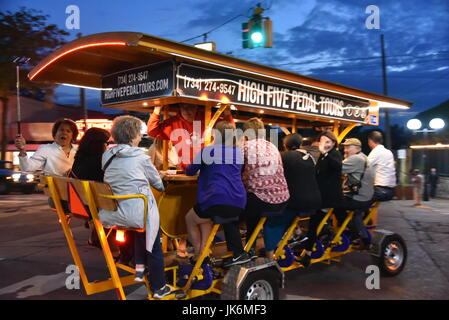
407, 117, 446, 201
406, 119, 422, 130
429, 118, 445, 130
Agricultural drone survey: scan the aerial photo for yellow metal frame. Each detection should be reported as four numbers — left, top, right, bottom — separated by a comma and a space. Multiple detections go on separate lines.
98, 193, 148, 229
244, 217, 268, 252
46, 176, 229, 300
275, 203, 381, 271
273, 217, 309, 260
46, 177, 147, 300
335, 123, 358, 144
204, 103, 228, 146
48, 173, 382, 300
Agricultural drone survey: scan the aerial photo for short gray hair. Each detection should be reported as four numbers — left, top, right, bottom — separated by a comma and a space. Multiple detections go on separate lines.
111, 115, 142, 144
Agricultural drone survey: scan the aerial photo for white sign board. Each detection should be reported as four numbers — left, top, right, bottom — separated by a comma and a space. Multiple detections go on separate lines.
397, 149, 407, 159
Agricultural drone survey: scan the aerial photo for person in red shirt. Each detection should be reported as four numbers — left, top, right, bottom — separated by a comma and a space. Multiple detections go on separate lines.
147, 103, 234, 170
147, 103, 234, 259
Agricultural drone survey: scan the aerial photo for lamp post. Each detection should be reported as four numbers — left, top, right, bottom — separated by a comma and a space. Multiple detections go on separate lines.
12, 56, 31, 135
407, 118, 446, 201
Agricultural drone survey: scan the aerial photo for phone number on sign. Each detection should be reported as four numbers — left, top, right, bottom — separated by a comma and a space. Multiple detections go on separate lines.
183, 77, 237, 95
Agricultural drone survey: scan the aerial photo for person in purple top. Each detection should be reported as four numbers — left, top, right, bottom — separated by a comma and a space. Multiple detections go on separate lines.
185, 121, 250, 268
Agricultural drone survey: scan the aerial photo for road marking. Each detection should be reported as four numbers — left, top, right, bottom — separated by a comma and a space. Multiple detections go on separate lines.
0, 272, 68, 299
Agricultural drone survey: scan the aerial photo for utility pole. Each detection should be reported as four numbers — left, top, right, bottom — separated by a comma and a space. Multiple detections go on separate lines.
380, 34, 392, 149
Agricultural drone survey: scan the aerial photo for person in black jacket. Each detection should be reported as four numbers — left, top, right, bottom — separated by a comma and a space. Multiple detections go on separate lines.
263, 133, 321, 259
316, 131, 343, 208
298, 131, 343, 267
281, 133, 322, 214
71, 128, 124, 260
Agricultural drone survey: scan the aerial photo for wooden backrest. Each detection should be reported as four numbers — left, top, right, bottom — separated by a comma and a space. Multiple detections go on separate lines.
51, 176, 91, 219
52, 177, 88, 203
89, 181, 118, 211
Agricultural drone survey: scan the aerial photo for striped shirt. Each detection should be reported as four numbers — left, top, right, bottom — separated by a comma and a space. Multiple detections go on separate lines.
242, 139, 290, 204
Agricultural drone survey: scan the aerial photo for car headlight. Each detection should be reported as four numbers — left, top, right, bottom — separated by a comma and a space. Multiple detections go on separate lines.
26, 174, 34, 180
12, 173, 21, 181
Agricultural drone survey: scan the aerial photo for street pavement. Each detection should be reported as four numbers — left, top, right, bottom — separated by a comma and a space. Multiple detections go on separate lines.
0, 193, 448, 300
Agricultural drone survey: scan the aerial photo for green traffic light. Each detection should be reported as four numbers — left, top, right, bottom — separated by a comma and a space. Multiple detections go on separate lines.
251, 31, 263, 44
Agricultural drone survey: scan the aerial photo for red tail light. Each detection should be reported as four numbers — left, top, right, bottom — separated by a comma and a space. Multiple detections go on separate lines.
116, 230, 125, 243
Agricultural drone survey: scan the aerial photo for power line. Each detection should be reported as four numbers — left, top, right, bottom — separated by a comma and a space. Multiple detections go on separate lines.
181, 14, 246, 43
280, 57, 449, 73
272, 51, 449, 67
398, 71, 449, 95
180, 2, 274, 44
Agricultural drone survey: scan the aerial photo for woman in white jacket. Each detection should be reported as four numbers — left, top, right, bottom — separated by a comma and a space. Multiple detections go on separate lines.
99, 115, 171, 299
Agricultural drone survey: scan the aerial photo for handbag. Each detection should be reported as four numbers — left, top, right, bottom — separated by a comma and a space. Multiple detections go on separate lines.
347, 157, 367, 196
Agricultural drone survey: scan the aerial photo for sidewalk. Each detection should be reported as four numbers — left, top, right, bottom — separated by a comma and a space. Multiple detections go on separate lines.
395, 197, 449, 210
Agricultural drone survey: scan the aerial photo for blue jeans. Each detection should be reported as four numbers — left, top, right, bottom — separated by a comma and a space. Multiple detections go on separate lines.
134, 230, 165, 291
372, 186, 395, 202
263, 209, 298, 251
335, 197, 371, 241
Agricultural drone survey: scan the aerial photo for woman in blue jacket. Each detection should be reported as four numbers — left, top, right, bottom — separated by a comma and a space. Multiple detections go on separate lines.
186, 121, 250, 268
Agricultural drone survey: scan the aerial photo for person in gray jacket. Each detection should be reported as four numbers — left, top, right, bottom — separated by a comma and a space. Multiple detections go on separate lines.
334, 138, 374, 250
99, 115, 172, 299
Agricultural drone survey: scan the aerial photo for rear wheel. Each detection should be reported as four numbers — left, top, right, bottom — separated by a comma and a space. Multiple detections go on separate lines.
372, 234, 407, 277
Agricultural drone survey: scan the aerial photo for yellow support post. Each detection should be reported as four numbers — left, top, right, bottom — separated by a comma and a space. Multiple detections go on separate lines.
244, 217, 267, 251
82, 181, 127, 300
329, 211, 355, 247
204, 103, 228, 146
337, 123, 357, 144
204, 104, 213, 146
182, 224, 220, 291
279, 127, 291, 135
316, 208, 334, 236
364, 202, 380, 226
291, 118, 297, 133
46, 177, 92, 294
273, 217, 301, 259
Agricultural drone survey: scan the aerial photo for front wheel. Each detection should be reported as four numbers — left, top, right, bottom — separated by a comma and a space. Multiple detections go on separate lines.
239, 269, 279, 300
372, 234, 407, 277
221, 265, 280, 300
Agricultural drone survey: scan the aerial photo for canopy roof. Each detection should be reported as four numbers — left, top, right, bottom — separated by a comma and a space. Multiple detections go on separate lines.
29, 32, 411, 106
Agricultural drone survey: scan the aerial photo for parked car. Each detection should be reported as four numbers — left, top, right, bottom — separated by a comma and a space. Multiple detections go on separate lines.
0, 160, 37, 195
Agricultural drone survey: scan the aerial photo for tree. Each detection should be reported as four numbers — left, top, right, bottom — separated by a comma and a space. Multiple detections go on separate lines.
0, 7, 68, 159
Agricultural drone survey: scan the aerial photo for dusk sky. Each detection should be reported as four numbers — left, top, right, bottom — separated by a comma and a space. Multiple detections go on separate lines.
2, 0, 449, 126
